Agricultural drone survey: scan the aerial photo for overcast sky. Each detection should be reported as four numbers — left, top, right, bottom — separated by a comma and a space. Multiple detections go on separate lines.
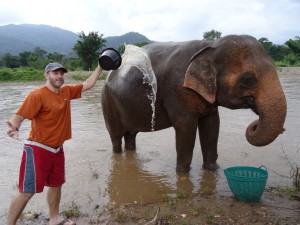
0, 0, 299, 44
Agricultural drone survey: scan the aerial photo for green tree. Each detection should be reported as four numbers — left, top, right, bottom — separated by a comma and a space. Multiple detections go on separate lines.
47, 52, 66, 63
203, 30, 222, 41
2, 53, 20, 68
73, 31, 106, 70
118, 44, 125, 54
19, 51, 32, 67
18, 48, 49, 69
268, 44, 291, 61
283, 53, 298, 66
258, 37, 273, 52
135, 42, 149, 47
118, 42, 149, 54
33, 47, 47, 59
285, 36, 300, 56
258, 37, 292, 62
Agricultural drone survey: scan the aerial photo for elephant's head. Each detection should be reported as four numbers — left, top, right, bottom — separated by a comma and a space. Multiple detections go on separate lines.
184, 35, 287, 146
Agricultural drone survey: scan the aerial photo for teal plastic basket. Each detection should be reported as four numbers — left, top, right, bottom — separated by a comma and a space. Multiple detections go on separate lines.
224, 166, 268, 202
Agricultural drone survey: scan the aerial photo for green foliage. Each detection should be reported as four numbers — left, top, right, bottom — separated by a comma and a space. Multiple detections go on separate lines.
269, 44, 291, 61
47, 52, 65, 62
72, 73, 106, 81
62, 201, 82, 218
118, 44, 125, 54
65, 58, 83, 71
283, 53, 299, 66
0, 29, 300, 79
203, 29, 222, 41
259, 37, 292, 61
0, 67, 44, 82
33, 47, 47, 59
113, 208, 128, 222
2, 53, 20, 68
118, 42, 149, 54
135, 42, 149, 47
276, 186, 298, 197
73, 31, 106, 70
206, 212, 216, 224
285, 36, 300, 56
258, 37, 273, 52
275, 61, 289, 67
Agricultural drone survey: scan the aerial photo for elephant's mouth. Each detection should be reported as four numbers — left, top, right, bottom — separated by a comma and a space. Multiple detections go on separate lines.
242, 96, 259, 115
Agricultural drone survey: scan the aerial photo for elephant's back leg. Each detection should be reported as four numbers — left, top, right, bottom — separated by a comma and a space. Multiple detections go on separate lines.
101, 85, 125, 153
124, 131, 138, 150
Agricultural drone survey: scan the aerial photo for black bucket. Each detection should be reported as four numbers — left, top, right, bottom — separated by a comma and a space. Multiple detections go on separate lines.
99, 48, 122, 70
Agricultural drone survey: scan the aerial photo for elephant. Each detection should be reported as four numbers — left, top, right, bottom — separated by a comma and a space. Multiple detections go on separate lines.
101, 35, 287, 172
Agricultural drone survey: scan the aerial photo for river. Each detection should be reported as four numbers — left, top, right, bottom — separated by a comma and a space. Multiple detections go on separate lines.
0, 74, 299, 222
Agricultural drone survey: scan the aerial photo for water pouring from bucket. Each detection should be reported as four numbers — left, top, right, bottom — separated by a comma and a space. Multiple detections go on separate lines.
99, 48, 122, 70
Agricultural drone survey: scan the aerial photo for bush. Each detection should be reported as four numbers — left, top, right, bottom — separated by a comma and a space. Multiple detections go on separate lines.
0, 67, 44, 82
0, 68, 13, 81
275, 61, 289, 67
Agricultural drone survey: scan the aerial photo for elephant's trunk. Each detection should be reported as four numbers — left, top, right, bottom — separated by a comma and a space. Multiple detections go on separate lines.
245, 76, 287, 146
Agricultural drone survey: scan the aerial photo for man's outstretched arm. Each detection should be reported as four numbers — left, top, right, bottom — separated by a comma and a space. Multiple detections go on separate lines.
82, 65, 103, 92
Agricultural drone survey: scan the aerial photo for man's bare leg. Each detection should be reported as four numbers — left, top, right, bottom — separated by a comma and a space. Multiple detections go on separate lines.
47, 186, 61, 224
7, 192, 34, 225
47, 186, 75, 225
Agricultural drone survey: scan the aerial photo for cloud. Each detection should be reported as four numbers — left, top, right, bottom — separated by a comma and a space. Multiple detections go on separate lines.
0, 0, 299, 44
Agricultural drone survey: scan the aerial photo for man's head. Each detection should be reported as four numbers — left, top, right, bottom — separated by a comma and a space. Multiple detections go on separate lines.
44, 62, 68, 91
44, 62, 68, 73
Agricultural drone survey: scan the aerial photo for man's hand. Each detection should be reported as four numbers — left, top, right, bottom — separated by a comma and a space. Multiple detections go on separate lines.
6, 120, 20, 140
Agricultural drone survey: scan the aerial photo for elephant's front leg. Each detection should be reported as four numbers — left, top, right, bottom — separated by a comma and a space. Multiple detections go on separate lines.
198, 110, 220, 171
175, 121, 198, 172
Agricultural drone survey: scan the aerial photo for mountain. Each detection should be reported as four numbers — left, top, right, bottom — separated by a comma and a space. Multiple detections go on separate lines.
104, 32, 153, 50
0, 24, 154, 57
0, 24, 78, 56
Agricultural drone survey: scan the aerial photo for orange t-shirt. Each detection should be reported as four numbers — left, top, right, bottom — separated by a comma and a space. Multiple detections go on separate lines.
17, 84, 83, 148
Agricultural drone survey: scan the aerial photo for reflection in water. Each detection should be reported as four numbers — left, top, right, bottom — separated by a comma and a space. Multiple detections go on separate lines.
108, 151, 212, 205
175, 172, 194, 196
199, 171, 217, 196
108, 151, 171, 204
0, 74, 299, 223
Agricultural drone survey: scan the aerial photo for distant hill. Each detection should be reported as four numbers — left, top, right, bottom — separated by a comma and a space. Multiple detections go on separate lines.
0, 24, 78, 56
0, 24, 154, 57
104, 32, 153, 50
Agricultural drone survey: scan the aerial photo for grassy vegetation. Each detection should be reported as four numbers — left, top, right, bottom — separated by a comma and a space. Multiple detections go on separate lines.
70, 71, 107, 81
0, 67, 108, 82
276, 186, 299, 197
0, 67, 44, 82
62, 201, 82, 218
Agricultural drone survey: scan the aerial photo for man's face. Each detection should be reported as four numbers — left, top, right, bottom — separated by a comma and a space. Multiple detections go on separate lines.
47, 69, 65, 89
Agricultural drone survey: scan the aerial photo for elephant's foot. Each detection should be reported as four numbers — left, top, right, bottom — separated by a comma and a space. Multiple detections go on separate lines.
124, 142, 136, 150
203, 162, 219, 171
124, 132, 137, 150
113, 147, 122, 153
176, 164, 191, 172
112, 140, 123, 153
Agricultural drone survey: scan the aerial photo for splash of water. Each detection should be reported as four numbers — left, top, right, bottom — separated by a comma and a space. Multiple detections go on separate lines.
120, 44, 157, 131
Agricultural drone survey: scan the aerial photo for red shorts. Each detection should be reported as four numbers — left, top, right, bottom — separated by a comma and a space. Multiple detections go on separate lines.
19, 140, 65, 193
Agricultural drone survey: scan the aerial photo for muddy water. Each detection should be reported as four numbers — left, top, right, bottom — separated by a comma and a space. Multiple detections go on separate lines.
0, 74, 299, 221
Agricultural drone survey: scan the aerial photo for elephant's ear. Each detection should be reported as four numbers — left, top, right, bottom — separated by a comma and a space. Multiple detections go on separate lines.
183, 47, 217, 104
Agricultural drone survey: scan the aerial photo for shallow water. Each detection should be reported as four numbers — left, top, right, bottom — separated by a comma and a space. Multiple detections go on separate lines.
0, 75, 299, 221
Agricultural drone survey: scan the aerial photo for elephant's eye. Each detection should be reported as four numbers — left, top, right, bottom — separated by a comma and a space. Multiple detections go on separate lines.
238, 72, 258, 88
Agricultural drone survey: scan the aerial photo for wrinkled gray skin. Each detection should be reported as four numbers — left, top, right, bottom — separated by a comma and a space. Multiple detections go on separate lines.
101, 35, 287, 172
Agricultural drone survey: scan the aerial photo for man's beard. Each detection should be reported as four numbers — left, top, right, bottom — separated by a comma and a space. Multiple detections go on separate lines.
49, 77, 64, 89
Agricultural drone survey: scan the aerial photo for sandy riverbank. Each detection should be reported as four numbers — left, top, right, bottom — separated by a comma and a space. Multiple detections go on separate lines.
277, 67, 300, 75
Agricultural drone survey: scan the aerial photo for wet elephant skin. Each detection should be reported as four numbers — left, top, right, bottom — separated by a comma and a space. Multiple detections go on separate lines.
101, 35, 287, 172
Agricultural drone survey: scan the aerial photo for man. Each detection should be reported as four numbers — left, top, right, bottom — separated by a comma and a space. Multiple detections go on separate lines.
6, 62, 103, 225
